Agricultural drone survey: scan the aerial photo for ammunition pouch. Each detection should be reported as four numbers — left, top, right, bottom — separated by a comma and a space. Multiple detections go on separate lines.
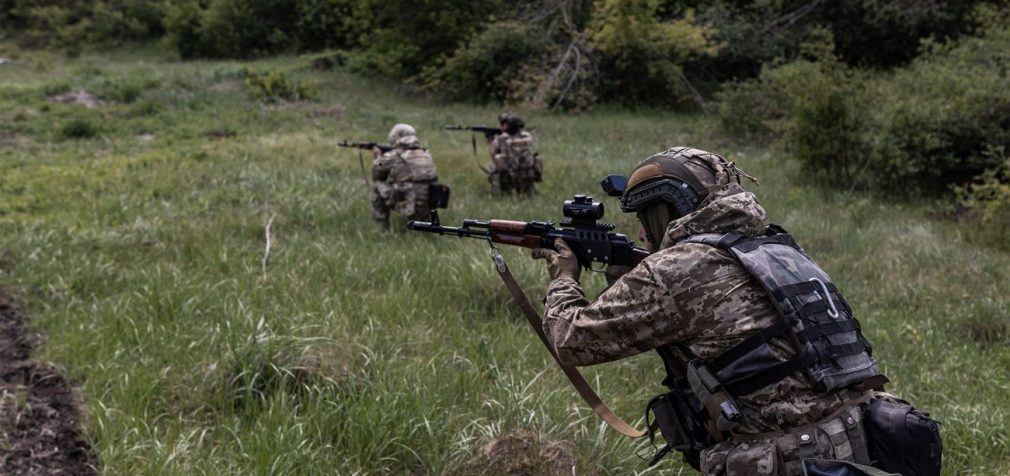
645, 393, 704, 470
862, 394, 942, 476
428, 183, 451, 209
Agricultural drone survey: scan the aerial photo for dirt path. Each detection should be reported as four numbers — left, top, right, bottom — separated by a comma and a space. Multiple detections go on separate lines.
0, 290, 98, 475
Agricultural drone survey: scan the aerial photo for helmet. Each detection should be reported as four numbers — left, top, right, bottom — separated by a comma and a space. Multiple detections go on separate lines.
387, 123, 416, 144
498, 113, 524, 132
621, 147, 745, 216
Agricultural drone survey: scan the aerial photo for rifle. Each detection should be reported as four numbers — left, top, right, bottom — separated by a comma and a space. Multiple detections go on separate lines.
338, 140, 394, 153
407, 189, 651, 439
444, 125, 502, 141
407, 194, 649, 269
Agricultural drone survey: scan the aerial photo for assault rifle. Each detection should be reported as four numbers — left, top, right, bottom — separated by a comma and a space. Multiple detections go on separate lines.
444, 125, 502, 141
408, 193, 649, 269
407, 187, 651, 439
338, 140, 394, 153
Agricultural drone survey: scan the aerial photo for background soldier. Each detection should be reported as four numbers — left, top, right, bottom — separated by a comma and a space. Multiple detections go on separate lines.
531, 147, 929, 475
489, 113, 541, 196
371, 123, 439, 230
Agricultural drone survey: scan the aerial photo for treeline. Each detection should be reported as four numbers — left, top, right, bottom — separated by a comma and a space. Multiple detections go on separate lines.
0, 0, 993, 106
3, 0, 1009, 242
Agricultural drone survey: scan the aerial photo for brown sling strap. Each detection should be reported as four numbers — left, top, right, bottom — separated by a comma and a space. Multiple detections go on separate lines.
489, 250, 646, 438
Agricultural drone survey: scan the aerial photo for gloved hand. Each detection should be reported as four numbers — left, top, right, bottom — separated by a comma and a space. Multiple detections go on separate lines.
531, 237, 581, 281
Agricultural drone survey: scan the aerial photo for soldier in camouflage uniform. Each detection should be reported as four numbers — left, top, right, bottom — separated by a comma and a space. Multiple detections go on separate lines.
371, 124, 439, 230
489, 113, 541, 196
532, 147, 894, 475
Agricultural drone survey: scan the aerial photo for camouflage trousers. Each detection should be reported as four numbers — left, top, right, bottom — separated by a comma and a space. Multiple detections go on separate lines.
700, 402, 892, 476
488, 170, 535, 196
371, 181, 431, 226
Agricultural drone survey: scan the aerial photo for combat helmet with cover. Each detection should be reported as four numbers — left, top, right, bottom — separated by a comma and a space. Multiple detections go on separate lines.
620, 147, 746, 248
387, 123, 421, 148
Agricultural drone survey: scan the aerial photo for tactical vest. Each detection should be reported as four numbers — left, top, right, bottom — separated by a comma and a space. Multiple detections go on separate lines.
501, 132, 537, 176
645, 225, 882, 466
680, 225, 879, 397
389, 147, 438, 183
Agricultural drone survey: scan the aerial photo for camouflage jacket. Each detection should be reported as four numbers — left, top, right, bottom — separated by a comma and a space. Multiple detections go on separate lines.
541, 183, 862, 434
372, 135, 438, 184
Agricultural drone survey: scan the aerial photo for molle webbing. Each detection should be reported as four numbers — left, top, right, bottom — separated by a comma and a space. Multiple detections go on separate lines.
681, 226, 880, 396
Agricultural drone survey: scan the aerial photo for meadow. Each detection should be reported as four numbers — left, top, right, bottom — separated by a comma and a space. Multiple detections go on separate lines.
0, 47, 1008, 474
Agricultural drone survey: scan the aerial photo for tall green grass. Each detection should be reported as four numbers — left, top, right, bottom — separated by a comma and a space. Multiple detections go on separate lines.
0, 46, 1007, 474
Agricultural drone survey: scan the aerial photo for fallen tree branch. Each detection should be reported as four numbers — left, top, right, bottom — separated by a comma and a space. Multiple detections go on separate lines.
261, 213, 277, 281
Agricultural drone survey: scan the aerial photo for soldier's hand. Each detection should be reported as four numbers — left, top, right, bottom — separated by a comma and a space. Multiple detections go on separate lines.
604, 265, 633, 285
531, 238, 581, 281
371, 146, 382, 158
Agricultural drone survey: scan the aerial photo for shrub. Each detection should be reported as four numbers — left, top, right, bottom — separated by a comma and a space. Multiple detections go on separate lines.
244, 69, 313, 102
719, 14, 1010, 194
955, 155, 1010, 250
59, 117, 98, 139
420, 22, 547, 103
588, 1, 721, 106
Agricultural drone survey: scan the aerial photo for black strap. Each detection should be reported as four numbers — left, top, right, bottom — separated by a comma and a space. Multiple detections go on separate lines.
723, 351, 818, 396
709, 320, 791, 373
823, 341, 869, 359
656, 346, 682, 389
772, 281, 838, 302
806, 319, 861, 340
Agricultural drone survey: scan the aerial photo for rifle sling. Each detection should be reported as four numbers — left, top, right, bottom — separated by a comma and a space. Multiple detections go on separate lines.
490, 252, 646, 439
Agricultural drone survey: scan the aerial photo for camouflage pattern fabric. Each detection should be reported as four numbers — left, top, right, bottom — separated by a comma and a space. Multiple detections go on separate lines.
541, 182, 866, 473
371, 135, 438, 225
490, 131, 538, 195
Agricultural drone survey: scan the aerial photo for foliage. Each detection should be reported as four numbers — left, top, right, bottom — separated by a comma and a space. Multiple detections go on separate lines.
244, 69, 314, 102
690, 0, 995, 84
58, 116, 98, 139
588, 0, 720, 105
4, 0, 164, 51
420, 22, 548, 103
955, 155, 1010, 250
720, 12, 1010, 194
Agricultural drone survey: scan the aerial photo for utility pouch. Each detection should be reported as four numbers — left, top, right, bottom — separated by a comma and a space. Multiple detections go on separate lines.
428, 183, 451, 209
645, 393, 705, 470
862, 395, 942, 476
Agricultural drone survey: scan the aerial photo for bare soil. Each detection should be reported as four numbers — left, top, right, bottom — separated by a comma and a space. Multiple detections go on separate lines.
0, 290, 98, 475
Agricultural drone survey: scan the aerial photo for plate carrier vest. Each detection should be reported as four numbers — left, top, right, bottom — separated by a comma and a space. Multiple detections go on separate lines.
646, 225, 882, 466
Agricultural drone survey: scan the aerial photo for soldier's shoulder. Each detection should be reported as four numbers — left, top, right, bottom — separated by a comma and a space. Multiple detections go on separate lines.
644, 242, 737, 275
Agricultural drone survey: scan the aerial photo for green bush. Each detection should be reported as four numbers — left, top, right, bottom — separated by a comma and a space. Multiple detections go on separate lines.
720, 13, 1010, 194
420, 22, 547, 103
588, 1, 721, 106
956, 155, 1010, 250
244, 69, 313, 102
7, 0, 164, 51
59, 117, 98, 139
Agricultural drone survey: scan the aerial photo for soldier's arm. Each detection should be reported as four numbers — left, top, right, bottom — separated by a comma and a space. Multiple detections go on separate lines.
542, 257, 694, 366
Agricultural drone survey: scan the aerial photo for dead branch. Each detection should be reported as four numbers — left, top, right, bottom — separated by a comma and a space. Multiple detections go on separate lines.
261, 213, 277, 280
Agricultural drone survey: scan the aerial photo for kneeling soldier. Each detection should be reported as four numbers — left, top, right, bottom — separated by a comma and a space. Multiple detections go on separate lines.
489, 113, 541, 196
532, 147, 939, 475
371, 124, 438, 230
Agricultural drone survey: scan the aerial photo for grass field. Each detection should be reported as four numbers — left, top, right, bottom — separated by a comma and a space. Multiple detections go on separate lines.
1, 46, 1008, 475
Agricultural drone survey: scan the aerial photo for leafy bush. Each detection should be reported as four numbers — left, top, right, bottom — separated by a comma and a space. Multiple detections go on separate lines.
720, 13, 1010, 193
956, 155, 1010, 250
244, 69, 314, 102
420, 22, 547, 103
6, 0, 164, 51
588, 1, 720, 106
59, 117, 98, 139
